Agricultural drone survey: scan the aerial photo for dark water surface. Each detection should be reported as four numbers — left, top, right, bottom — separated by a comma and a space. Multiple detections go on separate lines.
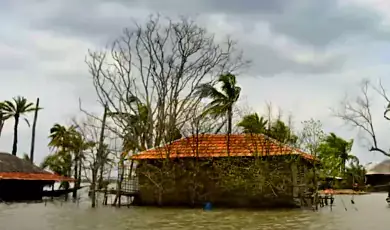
1, 193, 390, 230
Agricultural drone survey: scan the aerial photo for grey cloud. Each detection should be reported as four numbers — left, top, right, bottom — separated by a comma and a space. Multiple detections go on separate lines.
266, 1, 389, 47
241, 45, 345, 76
6, 0, 390, 48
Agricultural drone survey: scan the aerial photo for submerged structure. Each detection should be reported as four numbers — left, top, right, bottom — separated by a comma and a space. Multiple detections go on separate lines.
365, 160, 390, 192
0, 152, 73, 201
131, 134, 317, 208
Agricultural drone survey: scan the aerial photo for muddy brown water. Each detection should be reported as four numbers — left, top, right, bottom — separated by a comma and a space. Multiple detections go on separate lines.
1, 193, 390, 230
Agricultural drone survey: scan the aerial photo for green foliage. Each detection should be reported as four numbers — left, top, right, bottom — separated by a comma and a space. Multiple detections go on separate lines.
237, 113, 268, 134
196, 73, 241, 134
268, 120, 298, 145
317, 132, 357, 177
237, 114, 298, 145
43, 123, 95, 178
0, 96, 41, 155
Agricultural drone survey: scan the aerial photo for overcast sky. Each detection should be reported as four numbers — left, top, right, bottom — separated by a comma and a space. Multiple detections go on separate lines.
1, 0, 390, 165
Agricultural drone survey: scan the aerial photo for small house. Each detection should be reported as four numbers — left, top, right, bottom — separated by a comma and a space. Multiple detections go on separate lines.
365, 160, 390, 191
0, 152, 73, 201
131, 134, 317, 208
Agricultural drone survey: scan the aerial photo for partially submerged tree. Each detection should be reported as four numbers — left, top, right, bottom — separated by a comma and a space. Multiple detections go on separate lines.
299, 119, 325, 210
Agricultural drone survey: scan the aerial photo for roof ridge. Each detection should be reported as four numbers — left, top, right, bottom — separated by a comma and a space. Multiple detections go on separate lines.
131, 133, 315, 160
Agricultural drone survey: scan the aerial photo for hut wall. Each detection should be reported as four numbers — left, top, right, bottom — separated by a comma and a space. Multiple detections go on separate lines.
0, 180, 48, 201
366, 174, 390, 192
135, 156, 314, 208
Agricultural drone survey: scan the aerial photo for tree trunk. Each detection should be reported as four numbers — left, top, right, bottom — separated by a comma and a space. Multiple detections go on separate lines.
11, 114, 19, 156
98, 164, 105, 189
113, 156, 125, 206
92, 105, 108, 208
29, 98, 39, 163
91, 168, 98, 208
77, 156, 82, 188
226, 107, 233, 157
0, 111, 4, 138
72, 153, 78, 199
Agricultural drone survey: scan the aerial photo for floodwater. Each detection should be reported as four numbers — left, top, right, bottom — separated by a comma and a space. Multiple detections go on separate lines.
1, 192, 390, 230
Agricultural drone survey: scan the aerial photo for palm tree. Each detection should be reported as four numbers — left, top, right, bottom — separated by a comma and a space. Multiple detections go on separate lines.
324, 133, 354, 174
49, 124, 75, 149
268, 120, 298, 145
68, 130, 95, 198
196, 73, 241, 155
237, 113, 268, 134
48, 123, 76, 191
0, 106, 11, 138
0, 96, 40, 156
40, 151, 72, 189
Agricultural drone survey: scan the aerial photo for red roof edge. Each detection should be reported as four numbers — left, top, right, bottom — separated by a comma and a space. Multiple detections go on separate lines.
0, 172, 75, 182
130, 134, 318, 162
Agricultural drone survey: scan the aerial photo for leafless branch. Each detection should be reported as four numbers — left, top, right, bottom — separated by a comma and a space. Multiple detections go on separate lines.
85, 14, 248, 155
334, 79, 390, 157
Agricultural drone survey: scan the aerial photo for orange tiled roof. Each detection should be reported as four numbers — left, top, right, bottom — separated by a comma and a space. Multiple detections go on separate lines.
0, 172, 75, 181
131, 134, 314, 161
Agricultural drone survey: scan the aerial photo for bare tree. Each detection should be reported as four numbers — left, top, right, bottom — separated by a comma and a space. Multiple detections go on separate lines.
334, 80, 390, 157
85, 15, 247, 155
74, 108, 116, 208
298, 118, 325, 210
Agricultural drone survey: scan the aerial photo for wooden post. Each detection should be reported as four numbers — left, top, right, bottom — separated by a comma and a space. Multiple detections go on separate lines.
51, 183, 54, 201
29, 98, 40, 164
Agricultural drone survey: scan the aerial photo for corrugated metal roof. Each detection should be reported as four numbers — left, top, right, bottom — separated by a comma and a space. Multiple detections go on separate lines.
131, 134, 314, 161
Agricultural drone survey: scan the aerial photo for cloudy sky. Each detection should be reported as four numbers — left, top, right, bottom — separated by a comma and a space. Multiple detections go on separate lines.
1, 0, 390, 165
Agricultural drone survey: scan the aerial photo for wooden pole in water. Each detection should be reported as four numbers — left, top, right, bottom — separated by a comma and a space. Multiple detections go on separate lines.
29, 98, 40, 164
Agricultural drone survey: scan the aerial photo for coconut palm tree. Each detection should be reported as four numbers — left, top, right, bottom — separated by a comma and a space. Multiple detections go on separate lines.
40, 151, 72, 189
47, 123, 77, 192
0, 96, 41, 156
196, 73, 241, 155
68, 130, 95, 198
237, 113, 268, 134
268, 119, 298, 145
49, 123, 75, 149
0, 106, 11, 138
324, 133, 355, 174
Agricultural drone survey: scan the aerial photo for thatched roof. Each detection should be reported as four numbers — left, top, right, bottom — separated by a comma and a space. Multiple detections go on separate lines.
0, 152, 73, 181
0, 152, 47, 173
366, 159, 390, 175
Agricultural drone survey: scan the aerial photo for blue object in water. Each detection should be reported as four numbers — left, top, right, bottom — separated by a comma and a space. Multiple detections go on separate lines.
204, 202, 212, 211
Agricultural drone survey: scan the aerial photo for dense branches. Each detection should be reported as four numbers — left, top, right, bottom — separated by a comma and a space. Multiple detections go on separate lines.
86, 15, 247, 155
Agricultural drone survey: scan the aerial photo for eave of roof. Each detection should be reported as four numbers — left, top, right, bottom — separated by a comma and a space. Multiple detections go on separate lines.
0, 172, 75, 182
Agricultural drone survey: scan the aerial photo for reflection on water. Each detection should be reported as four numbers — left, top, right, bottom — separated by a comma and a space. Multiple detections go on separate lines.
1, 192, 390, 230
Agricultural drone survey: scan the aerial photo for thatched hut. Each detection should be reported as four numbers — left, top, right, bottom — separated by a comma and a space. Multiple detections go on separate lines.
131, 134, 317, 208
0, 152, 73, 201
365, 160, 390, 191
